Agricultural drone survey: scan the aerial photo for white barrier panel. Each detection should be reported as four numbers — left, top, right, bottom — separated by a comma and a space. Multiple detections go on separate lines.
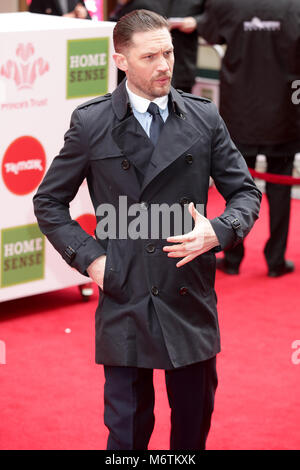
0, 13, 117, 302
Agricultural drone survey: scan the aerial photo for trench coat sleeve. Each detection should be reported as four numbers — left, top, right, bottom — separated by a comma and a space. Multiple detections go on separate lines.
33, 108, 105, 276
197, 0, 225, 44
29, 0, 45, 14
186, 0, 205, 25
209, 109, 262, 250
194, 14, 205, 25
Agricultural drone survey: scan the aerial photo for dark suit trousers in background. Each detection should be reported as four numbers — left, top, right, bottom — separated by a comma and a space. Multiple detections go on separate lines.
103, 357, 218, 450
224, 155, 294, 270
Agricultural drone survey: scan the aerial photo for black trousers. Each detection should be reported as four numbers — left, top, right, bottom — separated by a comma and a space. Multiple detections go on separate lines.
224, 155, 294, 270
103, 357, 218, 450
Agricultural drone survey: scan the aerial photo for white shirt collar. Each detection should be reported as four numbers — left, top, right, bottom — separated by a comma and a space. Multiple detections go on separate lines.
126, 80, 169, 114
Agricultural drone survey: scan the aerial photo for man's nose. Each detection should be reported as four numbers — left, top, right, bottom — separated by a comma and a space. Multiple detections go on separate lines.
157, 56, 170, 72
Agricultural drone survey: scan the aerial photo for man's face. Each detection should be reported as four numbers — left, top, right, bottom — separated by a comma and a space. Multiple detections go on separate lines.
115, 28, 174, 100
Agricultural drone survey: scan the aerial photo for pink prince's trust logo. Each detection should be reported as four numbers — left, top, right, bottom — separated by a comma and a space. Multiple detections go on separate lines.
0, 43, 49, 90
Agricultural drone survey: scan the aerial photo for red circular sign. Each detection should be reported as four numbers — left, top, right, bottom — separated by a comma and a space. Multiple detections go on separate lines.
76, 213, 97, 237
2, 136, 46, 195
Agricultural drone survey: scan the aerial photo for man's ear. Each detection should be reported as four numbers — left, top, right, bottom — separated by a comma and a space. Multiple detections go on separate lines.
113, 53, 128, 72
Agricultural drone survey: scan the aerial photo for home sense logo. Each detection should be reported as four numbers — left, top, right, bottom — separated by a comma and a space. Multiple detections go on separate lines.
2, 136, 46, 195
67, 37, 109, 99
0, 43, 49, 90
1, 224, 45, 288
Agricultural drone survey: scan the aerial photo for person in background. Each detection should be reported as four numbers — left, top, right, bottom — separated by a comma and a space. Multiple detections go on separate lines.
198, 0, 300, 277
29, 0, 90, 19
110, 0, 205, 93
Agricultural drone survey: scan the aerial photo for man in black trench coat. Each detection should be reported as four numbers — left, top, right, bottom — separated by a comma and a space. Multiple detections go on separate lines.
33, 10, 261, 450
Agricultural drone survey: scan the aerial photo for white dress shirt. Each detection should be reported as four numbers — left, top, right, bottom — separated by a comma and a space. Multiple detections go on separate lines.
126, 81, 169, 137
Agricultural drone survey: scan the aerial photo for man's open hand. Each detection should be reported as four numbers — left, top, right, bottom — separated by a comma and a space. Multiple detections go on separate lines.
163, 202, 219, 267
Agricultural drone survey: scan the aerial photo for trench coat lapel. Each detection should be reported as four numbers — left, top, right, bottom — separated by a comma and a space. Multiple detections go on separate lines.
111, 82, 203, 198
111, 114, 154, 178
140, 88, 203, 196
111, 80, 155, 191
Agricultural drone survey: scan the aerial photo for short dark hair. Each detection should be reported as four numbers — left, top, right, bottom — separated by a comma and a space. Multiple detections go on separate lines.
113, 9, 170, 53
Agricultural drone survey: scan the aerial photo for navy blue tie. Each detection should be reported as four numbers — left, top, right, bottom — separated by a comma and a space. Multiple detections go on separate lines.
147, 102, 164, 146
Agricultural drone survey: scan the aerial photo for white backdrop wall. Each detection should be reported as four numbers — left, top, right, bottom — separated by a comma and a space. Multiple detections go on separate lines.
0, 13, 117, 302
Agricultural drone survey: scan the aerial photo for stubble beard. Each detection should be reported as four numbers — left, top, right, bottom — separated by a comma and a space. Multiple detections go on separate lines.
150, 82, 171, 99
148, 73, 172, 99
129, 72, 172, 100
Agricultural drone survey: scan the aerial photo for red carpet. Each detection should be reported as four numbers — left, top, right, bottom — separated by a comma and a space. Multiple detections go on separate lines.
0, 187, 299, 450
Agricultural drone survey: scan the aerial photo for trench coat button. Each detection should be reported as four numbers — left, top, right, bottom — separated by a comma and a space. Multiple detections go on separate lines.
151, 286, 159, 296
121, 159, 130, 170
179, 287, 189, 296
140, 201, 148, 210
179, 196, 191, 206
185, 154, 193, 164
231, 218, 241, 229
146, 243, 155, 253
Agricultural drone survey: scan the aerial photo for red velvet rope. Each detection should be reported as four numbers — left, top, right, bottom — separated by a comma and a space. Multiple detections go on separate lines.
249, 168, 300, 186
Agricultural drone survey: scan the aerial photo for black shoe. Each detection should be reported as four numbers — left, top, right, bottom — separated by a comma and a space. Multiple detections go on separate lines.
216, 258, 239, 275
268, 260, 295, 278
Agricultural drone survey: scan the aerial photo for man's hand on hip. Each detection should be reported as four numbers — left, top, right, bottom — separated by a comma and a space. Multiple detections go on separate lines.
163, 202, 220, 267
87, 255, 107, 289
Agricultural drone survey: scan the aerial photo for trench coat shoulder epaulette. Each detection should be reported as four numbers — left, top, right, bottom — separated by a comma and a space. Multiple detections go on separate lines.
177, 89, 212, 104
77, 93, 112, 110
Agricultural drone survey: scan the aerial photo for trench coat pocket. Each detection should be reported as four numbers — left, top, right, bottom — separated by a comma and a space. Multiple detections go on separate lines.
102, 241, 111, 293
101, 239, 122, 295
90, 153, 123, 161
